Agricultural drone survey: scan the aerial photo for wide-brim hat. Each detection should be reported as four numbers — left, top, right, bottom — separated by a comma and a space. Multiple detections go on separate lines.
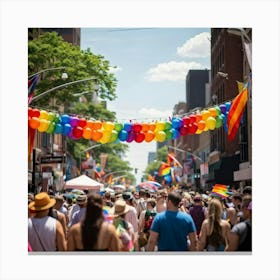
76, 194, 88, 205
28, 192, 56, 211
109, 200, 130, 217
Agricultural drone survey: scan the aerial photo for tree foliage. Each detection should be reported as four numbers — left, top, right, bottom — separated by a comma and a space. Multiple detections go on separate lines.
28, 32, 117, 108
28, 31, 136, 183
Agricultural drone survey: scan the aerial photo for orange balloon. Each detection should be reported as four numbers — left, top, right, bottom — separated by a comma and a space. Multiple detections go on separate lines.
141, 123, 149, 132
92, 120, 102, 130
197, 120, 206, 131
29, 117, 40, 129
86, 120, 95, 129
149, 123, 156, 131
92, 129, 103, 141
145, 130, 155, 142
209, 107, 217, 117
83, 127, 92, 139
195, 114, 202, 123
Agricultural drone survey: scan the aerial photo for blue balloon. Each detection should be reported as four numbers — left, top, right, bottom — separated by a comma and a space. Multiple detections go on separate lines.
62, 123, 72, 135
172, 118, 183, 129
61, 114, 70, 124
54, 123, 63, 134
225, 102, 231, 112
171, 128, 180, 139
118, 130, 128, 141
123, 123, 133, 132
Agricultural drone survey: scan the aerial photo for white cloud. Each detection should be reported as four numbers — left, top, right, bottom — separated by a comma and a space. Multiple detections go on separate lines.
138, 107, 172, 119
146, 61, 203, 82
109, 66, 122, 73
177, 32, 210, 58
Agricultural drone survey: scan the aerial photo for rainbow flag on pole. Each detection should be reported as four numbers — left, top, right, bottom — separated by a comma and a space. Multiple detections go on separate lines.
227, 83, 248, 141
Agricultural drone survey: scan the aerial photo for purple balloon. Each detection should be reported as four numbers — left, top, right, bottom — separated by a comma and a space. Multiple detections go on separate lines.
219, 104, 227, 114
70, 116, 79, 127
126, 131, 135, 143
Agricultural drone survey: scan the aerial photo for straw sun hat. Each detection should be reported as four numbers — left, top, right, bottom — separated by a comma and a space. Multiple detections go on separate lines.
28, 192, 56, 211
110, 200, 130, 217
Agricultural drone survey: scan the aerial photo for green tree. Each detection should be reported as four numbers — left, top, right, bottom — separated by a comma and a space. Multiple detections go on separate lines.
28, 32, 117, 108
28, 31, 135, 182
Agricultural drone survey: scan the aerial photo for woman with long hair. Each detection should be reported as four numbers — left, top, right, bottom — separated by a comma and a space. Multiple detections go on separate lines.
197, 198, 231, 251
67, 193, 121, 251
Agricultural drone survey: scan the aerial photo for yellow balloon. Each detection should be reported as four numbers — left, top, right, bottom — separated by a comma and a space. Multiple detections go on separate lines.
155, 131, 166, 142
103, 121, 114, 131
156, 121, 165, 131
99, 130, 111, 143
195, 129, 203, 134
206, 117, 216, 130
39, 110, 49, 120
201, 110, 211, 121
37, 119, 50, 132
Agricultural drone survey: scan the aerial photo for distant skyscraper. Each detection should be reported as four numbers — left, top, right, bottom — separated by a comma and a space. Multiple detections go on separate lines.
186, 69, 210, 111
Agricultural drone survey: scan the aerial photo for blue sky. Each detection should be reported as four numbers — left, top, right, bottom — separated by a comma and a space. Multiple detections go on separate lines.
81, 28, 211, 183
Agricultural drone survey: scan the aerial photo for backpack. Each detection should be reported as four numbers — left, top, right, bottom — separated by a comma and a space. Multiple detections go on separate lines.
238, 221, 252, 251
144, 210, 157, 232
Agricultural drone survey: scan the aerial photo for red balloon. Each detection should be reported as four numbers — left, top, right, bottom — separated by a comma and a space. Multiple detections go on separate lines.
77, 118, 87, 128
133, 123, 142, 133
188, 123, 198, 134
32, 108, 40, 118
73, 126, 83, 139
182, 116, 190, 126
179, 125, 188, 136
135, 132, 145, 143
28, 107, 33, 118
189, 114, 197, 124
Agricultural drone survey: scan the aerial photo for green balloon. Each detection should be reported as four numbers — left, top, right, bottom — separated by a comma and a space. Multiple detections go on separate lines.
114, 123, 123, 132
165, 129, 173, 140
110, 130, 119, 142
164, 121, 172, 130
215, 115, 223, 128
46, 122, 56, 133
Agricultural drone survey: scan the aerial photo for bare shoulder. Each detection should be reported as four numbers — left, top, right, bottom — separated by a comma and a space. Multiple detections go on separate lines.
221, 219, 231, 229
106, 223, 117, 234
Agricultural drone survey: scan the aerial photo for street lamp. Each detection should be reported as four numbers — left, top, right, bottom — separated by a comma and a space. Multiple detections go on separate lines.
30, 76, 98, 103
167, 145, 203, 163
79, 144, 102, 173
29, 66, 68, 80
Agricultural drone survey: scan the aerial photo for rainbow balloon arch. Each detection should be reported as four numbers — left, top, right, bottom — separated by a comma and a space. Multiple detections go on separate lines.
28, 102, 232, 144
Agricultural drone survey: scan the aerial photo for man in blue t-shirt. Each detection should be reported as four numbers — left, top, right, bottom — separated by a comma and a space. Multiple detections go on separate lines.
147, 191, 197, 251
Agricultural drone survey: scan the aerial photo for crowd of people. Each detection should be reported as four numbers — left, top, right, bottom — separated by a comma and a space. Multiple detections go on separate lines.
28, 185, 252, 252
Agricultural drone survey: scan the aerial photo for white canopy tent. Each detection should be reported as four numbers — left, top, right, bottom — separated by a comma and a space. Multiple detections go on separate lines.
64, 175, 103, 191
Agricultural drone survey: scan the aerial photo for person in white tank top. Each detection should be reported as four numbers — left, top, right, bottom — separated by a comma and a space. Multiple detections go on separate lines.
28, 192, 66, 251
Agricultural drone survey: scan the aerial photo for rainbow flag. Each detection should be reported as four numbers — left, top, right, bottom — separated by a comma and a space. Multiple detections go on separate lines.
28, 74, 39, 105
227, 83, 248, 141
211, 184, 231, 199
